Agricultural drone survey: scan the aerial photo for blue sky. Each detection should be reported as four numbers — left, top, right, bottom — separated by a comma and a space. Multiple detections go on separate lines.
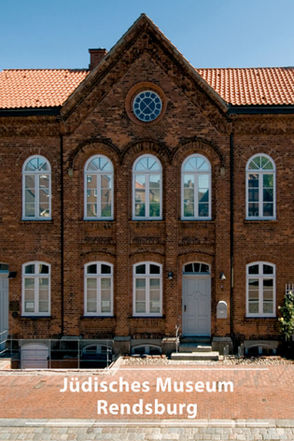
1, 0, 294, 69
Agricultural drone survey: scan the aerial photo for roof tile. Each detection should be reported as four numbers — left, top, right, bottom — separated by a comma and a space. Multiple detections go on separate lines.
0, 66, 294, 109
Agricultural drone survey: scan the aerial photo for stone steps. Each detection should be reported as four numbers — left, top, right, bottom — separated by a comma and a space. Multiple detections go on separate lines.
171, 351, 219, 361
179, 343, 212, 352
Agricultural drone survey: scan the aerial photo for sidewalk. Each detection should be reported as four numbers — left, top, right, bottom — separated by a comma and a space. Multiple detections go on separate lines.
0, 419, 294, 440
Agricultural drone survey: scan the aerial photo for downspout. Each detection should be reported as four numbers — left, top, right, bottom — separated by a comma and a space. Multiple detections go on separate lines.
60, 132, 64, 336
229, 130, 234, 342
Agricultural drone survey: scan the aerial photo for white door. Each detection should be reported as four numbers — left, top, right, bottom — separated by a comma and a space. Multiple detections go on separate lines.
0, 275, 9, 352
21, 343, 49, 368
182, 276, 211, 336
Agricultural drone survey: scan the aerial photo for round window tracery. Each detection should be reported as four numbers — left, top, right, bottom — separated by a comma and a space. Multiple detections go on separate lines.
132, 90, 162, 122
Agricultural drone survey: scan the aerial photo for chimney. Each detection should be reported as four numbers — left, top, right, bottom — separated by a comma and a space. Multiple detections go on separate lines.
88, 48, 107, 70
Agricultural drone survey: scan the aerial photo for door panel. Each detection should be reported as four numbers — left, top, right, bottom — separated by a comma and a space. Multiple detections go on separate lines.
182, 276, 211, 336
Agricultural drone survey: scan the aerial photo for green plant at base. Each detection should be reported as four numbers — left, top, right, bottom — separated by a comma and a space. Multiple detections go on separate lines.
278, 290, 294, 342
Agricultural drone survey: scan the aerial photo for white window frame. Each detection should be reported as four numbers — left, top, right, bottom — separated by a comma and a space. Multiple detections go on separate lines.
84, 155, 114, 220
181, 154, 211, 220
133, 262, 162, 317
246, 153, 276, 220
246, 261, 276, 318
22, 155, 51, 220
132, 154, 162, 220
22, 261, 51, 316
84, 262, 113, 317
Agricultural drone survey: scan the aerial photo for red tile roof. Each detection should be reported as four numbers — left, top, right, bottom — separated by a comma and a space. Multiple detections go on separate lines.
196, 67, 294, 106
0, 69, 89, 109
0, 67, 294, 109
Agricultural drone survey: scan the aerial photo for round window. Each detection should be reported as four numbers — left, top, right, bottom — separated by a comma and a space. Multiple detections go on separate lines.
132, 90, 162, 122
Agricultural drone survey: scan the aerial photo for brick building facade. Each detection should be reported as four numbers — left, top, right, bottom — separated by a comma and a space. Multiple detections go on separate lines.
0, 14, 294, 363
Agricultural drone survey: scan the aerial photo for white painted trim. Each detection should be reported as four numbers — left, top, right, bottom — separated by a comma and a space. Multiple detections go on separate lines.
246, 261, 276, 317
22, 261, 51, 316
84, 155, 114, 220
246, 153, 276, 220
132, 154, 162, 220
133, 262, 162, 317
22, 155, 52, 220
181, 154, 211, 220
84, 262, 113, 317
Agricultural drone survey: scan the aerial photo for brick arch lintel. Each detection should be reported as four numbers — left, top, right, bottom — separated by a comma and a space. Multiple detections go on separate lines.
172, 136, 225, 167
120, 138, 172, 166
68, 136, 121, 169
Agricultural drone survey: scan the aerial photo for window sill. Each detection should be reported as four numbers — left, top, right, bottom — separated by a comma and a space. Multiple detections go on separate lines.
83, 218, 114, 222
179, 219, 215, 224
244, 219, 277, 224
20, 219, 53, 224
129, 315, 165, 319
81, 315, 115, 319
245, 316, 276, 320
20, 315, 51, 319
131, 218, 163, 222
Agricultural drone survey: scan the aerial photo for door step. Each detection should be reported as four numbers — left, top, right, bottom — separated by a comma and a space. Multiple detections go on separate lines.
179, 343, 212, 352
171, 351, 219, 361
181, 336, 211, 344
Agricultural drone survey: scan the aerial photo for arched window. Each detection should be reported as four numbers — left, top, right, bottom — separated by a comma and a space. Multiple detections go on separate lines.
133, 262, 162, 316
22, 262, 50, 316
182, 154, 211, 219
84, 262, 113, 316
23, 156, 51, 219
246, 262, 276, 317
133, 155, 162, 219
183, 262, 210, 274
84, 155, 113, 219
246, 154, 275, 219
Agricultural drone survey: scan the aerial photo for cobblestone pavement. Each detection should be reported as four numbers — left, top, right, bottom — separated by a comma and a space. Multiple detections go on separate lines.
0, 419, 294, 440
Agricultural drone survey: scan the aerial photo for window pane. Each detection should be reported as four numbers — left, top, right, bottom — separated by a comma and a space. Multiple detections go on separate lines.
248, 279, 259, 301
261, 156, 273, 170
136, 302, 146, 313
87, 203, 97, 217
149, 203, 160, 217
136, 265, 146, 274
136, 279, 146, 289
101, 278, 111, 289
25, 264, 35, 274
25, 175, 35, 217
87, 264, 97, 274
263, 203, 273, 217
248, 188, 258, 202
39, 264, 49, 274
24, 278, 34, 312
248, 265, 259, 275
198, 174, 209, 188
263, 302, 273, 313
184, 188, 194, 217
101, 201, 112, 217
150, 278, 160, 289
263, 265, 273, 275
263, 188, 273, 202
101, 279, 111, 313
248, 203, 259, 217
248, 302, 259, 313
150, 264, 160, 274
150, 288, 160, 313
263, 174, 273, 187
200, 264, 209, 273
101, 264, 111, 274
248, 173, 259, 187
39, 278, 49, 313
87, 278, 97, 312
184, 264, 193, 273
199, 188, 209, 203
199, 203, 209, 217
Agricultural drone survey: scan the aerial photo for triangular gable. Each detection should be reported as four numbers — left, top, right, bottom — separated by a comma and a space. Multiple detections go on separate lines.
61, 14, 229, 129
